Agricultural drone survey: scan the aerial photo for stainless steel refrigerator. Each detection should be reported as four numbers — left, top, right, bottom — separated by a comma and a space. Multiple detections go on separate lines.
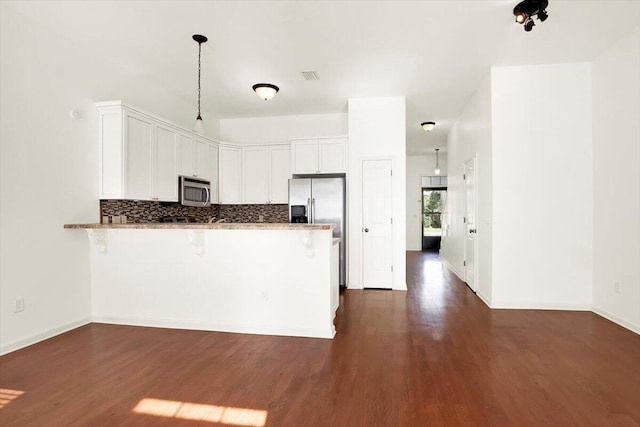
289, 177, 347, 286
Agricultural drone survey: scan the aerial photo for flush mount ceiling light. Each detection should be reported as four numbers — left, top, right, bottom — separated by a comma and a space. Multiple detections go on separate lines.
434, 148, 441, 176
252, 83, 279, 101
192, 34, 208, 134
421, 121, 436, 132
513, 0, 549, 32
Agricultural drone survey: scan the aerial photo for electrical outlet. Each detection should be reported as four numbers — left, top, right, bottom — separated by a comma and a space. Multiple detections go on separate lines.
614, 282, 621, 294
258, 214, 264, 222
14, 298, 24, 313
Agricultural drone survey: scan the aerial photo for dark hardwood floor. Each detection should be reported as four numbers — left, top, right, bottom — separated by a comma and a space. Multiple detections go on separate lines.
1, 251, 639, 426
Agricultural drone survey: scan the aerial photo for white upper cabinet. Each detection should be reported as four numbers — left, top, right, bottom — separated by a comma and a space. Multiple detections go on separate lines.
97, 101, 216, 202
178, 134, 196, 177
242, 147, 269, 204
318, 138, 347, 172
155, 123, 179, 202
210, 145, 219, 204
291, 140, 319, 174
291, 137, 347, 174
269, 146, 291, 204
219, 146, 242, 204
123, 109, 154, 200
220, 145, 291, 205
195, 139, 213, 181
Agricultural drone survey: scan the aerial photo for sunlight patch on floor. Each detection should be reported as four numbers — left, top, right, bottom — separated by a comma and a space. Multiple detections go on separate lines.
132, 397, 267, 426
0, 388, 25, 409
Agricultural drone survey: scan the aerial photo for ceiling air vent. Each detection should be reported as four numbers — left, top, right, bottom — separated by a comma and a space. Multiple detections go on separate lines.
301, 70, 319, 80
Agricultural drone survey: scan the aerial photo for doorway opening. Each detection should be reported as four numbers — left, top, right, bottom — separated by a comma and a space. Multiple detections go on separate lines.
422, 187, 446, 251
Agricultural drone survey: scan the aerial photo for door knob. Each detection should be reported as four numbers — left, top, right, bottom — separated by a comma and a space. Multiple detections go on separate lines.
470, 229, 477, 233
364, 228, 369, 233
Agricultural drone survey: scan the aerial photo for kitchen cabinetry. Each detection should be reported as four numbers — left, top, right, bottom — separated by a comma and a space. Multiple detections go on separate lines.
269, 146, 291, 203
99, 104, 178, 202
97, 101, 217, 203
290, 137, 347, 174
242, 147, 269, 204
239, 145, 291, 204
179, 135, 217, 181
154, 123, 180, 201
219, 146, 242, 204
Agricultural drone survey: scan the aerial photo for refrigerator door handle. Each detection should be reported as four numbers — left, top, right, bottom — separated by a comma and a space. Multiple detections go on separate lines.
307, 198, 311, 223
311, 198, 316, 223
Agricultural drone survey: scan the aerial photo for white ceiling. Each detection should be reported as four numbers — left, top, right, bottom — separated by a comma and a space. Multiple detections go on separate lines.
6, 1, 639, 154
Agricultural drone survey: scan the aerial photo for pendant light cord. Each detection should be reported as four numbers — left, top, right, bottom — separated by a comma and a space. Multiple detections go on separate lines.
197, 41, 202, 118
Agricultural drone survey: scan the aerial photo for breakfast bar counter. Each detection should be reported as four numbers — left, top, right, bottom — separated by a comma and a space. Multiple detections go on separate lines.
65, 223, 340, 339
64, 222, 333, 230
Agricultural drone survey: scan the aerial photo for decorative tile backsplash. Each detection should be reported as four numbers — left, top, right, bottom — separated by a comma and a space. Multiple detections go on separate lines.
100, 200, 288, 224
219, 204, 288, 223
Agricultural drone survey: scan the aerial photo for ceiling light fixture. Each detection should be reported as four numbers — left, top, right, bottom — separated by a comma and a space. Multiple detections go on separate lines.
513, 0, 549, 32
253, 83, 279, 101
421, 121, 436, 132
192, 34, 207, 134
434, 148, 441, 176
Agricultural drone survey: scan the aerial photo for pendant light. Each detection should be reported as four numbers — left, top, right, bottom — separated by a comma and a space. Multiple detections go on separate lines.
192, 34, 208, 134
253, 83, 279, 101
434, 148, 441, 175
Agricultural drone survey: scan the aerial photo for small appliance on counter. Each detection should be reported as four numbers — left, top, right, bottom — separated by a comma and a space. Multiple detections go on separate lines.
179, 175, 211, 207
290, 205, 308, 223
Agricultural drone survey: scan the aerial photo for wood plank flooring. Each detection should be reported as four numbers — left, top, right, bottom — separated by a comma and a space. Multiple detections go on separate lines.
1, 251, 639, 426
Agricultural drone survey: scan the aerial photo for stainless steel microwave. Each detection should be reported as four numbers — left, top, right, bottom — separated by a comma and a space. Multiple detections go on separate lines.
179, 176, 211, 207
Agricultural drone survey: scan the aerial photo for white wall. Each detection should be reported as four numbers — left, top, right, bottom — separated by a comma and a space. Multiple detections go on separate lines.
0, 6, 214, 354
441, 74, 493, 303
219, 113, 348, 144
348, 97, 406, 290
406, 154, 448, 251
491, 63, 593, 309
591, 26, 640, 333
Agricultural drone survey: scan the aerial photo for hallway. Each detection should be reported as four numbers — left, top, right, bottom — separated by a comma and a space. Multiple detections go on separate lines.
1, 251, 639, 426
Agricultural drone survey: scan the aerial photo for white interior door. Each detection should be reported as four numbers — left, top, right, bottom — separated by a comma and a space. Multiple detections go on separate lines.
362, 159, 393, 289
464, 156, 477, 292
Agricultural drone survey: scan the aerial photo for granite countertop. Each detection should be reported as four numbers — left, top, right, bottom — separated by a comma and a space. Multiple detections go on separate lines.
64, 223, 334, 230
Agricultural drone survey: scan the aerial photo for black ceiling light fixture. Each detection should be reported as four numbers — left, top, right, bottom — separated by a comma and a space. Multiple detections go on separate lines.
192, 34, 208, 134
253, 83, 280, 101
421, 121, 436, 132
513, 0, 549, 32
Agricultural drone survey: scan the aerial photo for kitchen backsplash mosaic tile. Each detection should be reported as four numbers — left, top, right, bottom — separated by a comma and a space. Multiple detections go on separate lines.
100, 200, 220, 223
100, 200, 288, 224
219, 204, 288, 223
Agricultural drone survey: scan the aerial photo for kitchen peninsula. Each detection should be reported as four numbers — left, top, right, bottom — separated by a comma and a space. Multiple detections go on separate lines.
65, 222, 340, 339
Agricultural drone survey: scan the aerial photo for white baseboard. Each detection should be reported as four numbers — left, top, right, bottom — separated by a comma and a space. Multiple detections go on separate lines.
92, 315, 336, 339
476, 290, 492, 307
0, 317, 91, 356
440, 255, 465, 282
592, 306, 640, 335
489, 301, 591, 311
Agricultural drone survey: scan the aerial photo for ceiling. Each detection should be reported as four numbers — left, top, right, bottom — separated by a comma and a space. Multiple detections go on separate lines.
6, 1, 639, 154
